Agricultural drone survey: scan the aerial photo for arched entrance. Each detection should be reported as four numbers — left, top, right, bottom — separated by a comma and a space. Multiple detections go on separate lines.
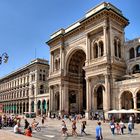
121, 91, 133, 109
136, 90, 140, 109
54, 92, 59, 111
37, 100, 41, 115
94, 85, 105, 111
97, 86, 103, 110
67, 49, 86, 114
31, 101, 34, 112
42, 100, 46, 115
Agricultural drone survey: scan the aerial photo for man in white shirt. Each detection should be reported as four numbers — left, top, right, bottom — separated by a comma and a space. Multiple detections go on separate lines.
14, 122, 22, 134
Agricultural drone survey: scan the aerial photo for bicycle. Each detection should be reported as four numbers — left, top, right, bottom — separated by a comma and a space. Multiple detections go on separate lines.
32, 122, 41, 132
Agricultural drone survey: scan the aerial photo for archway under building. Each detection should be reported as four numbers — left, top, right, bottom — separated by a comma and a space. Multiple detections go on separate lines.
42, 100, 47, 115
67, 49, 86, 114
37, 100, 41, 115
94, 85, 105, 111
121, 91, 134, 109
136, 90, 140, 109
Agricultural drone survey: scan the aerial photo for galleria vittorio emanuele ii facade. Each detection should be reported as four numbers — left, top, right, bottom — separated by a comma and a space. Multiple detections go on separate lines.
47, 2, 140, 119
0, 2, 140, 119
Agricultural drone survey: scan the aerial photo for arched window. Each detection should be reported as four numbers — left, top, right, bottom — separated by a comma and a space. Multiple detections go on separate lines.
118, 41, 121, 58
129, 48, 135, 59
94, 43, 98, 58
132, 64, 140, 74
136, 45, 140, 57
114, 39, 117, 57
40, 85, 44, 94
99, 41, 104, 56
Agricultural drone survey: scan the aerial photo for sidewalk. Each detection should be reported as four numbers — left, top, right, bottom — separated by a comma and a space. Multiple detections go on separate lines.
0, 130, 39, 140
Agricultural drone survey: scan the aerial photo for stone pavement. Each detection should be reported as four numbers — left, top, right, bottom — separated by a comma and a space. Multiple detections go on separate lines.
0, 130, 39, 140
1, 117, 140, 140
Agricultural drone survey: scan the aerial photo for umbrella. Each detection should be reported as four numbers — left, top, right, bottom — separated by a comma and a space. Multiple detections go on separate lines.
117, 109, 128, 113
107, 110, 119, 114
127, 109, 140, 113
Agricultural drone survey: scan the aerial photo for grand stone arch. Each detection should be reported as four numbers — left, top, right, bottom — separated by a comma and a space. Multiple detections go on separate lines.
66, 49, 86, 114
65, 47, 86, 73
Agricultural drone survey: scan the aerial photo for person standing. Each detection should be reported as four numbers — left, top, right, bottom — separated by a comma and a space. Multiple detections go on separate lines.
128, 121, 132, 134
109, 120, 115, 135
42, 117, 45, 126
72, 120, 78, 136
96, 122, 103, 140
119, 120, 125, 135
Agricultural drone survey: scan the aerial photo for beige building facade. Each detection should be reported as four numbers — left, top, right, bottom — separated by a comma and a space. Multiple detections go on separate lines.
47, 2, 140, 119
0, 58, 49, 116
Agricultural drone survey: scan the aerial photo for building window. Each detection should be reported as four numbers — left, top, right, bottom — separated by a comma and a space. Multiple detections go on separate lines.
43, 74, 46, 81
99, 41, 104, 56
40, 85, 44, 94
132, 64, 140, 74
114, 37, 121, 58
39, 74, 42, 81
129, 48, 135, 59
136, 45, 140, 57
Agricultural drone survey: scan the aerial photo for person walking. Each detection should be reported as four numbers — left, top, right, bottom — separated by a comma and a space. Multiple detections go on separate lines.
61, 120, 68, 136
72, 120, 78, 136
109, 120, 115, 135
96, 122, 103, 140
119, 120, 125, 135
128, 121, 133, 134
81, 121, 87, 135
42, 117, 45, 126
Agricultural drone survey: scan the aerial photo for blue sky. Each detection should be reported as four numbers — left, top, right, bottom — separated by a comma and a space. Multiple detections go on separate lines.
0, 0, 140, 78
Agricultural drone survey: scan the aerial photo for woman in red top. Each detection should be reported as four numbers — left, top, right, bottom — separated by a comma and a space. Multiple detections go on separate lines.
25, 126, 32, 137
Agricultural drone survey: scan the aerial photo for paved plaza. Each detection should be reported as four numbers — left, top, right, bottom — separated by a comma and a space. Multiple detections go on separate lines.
1, 117, 140, 140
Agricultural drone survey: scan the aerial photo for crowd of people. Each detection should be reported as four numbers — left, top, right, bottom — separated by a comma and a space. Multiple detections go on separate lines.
0, 113, 138, 139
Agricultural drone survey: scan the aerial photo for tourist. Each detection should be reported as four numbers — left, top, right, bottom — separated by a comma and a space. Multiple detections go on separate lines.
24, 119, 29, 130
109, 120, 115, 135
115, 122, 120, 135
25, 125, 32, 137
80, 121, 87, 135
119, 120, 125, 134
61, 120, 68, 136
128, 121, 132, 134
96, 122, 103, 140
72, 120, 78, 136
14, 122, 22, 134
42, 117, 45, 126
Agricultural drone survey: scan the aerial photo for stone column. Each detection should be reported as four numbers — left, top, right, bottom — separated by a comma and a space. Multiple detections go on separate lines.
86, 34, 90, 65
60, 47, 62, 70
48, 86, 53, 117
104, 74, 110, 119
85, 78, 91, 119
63, 83, 69, 114
110, 23, 114, 58
59, 85, 62, 113
103, 26, 107, 56
134, 96, 137, 109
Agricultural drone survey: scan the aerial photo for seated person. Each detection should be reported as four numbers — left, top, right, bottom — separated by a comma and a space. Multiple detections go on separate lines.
25, 126, 32, 137
14, 122, 22, 134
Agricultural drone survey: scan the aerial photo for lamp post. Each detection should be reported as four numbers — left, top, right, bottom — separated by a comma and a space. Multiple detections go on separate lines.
0, 52, 9, 64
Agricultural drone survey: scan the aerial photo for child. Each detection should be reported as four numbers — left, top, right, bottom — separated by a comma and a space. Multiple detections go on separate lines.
116, 123, 120, 135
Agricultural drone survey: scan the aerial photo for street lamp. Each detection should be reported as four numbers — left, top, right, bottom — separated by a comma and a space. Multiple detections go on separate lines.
0, 52, 9, 64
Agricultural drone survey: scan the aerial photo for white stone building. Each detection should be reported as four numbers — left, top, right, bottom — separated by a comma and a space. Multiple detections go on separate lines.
47, 2, 140, 119
0, 58, 49, 116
